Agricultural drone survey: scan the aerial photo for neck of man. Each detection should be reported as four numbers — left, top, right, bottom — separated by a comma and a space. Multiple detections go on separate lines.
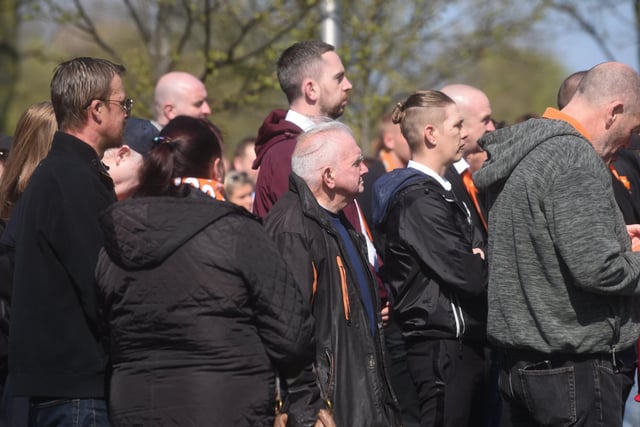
411, 151, 449, 178
63, 127, 104, 158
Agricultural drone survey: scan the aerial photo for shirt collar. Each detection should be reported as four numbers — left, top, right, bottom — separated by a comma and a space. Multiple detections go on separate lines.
286, 109, 316, 132
407, 160, 451, 191
452, 158, 470, 174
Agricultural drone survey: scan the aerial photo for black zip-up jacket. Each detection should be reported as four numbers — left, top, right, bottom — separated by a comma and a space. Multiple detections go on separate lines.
264, 173, 401, 427
372, 167, 487, 343
8, 131, 115, 397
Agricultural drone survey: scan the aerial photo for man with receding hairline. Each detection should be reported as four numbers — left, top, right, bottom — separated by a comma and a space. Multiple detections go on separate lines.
153, 71, 211, 129
474, 62, 640, 426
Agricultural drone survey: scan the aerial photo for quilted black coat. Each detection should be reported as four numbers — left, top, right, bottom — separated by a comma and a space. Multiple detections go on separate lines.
96, 188, 314, 426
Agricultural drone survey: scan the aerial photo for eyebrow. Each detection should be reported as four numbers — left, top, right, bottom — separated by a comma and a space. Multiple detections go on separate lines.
352, 154, 364, 166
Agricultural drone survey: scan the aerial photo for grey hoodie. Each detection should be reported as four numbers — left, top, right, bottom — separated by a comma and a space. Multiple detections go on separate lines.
474, 117, 640, 354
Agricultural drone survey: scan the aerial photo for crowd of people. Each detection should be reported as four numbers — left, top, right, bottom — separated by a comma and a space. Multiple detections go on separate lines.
0, 39, 639, 427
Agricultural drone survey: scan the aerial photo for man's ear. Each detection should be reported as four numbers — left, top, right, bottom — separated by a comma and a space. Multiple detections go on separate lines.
303, 78, 319, 102
163, 104, 176, 122
322, 167, 335, 189
88, 99, 103, 124
606, 102, 624, 128
423, 124, 436, 146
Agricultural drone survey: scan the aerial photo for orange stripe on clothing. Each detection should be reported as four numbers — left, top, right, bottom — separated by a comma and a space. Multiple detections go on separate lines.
336, 256, 350, 321
461, 169, 488, 231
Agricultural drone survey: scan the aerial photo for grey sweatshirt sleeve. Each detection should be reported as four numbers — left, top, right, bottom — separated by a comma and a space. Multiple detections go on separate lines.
547, 166, 640, 295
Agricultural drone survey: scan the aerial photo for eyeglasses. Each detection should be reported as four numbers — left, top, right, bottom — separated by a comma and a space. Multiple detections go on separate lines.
102, 98, 133, 115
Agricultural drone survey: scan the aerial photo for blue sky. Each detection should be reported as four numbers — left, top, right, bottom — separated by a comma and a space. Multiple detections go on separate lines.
548, 2, 638, 72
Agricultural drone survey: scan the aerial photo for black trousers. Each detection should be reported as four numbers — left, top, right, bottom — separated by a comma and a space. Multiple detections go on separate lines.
498, 347, 636, 427
405, 338, 487, 427
385, 320, 421, 427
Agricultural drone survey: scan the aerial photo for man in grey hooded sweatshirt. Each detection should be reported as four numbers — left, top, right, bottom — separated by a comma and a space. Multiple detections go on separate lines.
473, 61, 640, 427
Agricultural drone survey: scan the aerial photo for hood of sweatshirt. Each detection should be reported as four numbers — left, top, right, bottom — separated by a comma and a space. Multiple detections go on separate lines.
473, 118, 585, 194
252, 109, 302, 169
371, 167, 427, 228
100, 189, 243, 270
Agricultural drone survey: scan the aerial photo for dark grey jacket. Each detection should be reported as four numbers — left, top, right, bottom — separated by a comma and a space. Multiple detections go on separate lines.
474, 117, 640, 354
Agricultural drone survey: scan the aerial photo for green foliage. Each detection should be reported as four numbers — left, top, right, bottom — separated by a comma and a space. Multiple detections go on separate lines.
0, 0, 628, 159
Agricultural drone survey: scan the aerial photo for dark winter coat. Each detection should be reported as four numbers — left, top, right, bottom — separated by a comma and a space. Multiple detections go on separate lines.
264, 173, 401, 427
96, 189, 314, 426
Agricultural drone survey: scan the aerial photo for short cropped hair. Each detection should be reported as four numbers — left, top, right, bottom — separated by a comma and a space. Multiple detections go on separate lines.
51, 57, 126, 131
277, 40, 335, 104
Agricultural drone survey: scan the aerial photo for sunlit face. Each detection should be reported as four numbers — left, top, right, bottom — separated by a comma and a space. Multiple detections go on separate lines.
102, 146, 144, 200
459, 93, 494, 155
333, 133, 368, 197
438, 103, 468, 166
170, 80, 211, 120
228, 182, 254, 212
101, 75, 128, 152
317, 51, 352, 119
233, 143, 258, 183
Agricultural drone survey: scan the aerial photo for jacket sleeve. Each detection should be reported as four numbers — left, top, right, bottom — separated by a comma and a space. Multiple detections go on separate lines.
234, 218, 314, 366
266, 228, 324, 427
399, 192, 487, 297
548, 167, 640, 295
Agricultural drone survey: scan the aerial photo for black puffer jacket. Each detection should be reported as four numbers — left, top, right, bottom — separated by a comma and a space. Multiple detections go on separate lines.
264, 173, 401, 427
96, 188, 314, 427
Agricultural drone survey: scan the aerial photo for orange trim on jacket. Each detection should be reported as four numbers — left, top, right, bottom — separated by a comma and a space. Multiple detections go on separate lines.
336, 256, 351, 321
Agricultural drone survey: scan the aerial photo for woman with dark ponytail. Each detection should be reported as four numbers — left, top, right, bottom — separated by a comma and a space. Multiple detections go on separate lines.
95, 115, 313, 426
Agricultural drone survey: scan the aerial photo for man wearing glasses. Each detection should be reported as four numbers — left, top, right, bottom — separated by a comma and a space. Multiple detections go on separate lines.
6, 57, 128, 426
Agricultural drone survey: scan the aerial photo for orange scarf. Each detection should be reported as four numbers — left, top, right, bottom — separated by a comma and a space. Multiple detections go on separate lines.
174, 177, 226, 200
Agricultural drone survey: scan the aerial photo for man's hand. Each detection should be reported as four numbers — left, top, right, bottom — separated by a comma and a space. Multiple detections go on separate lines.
627, 224, 640, 251
472, 247, 485, 260
314, 409, 336, 427
380, 301, 390, 327
273, 413, 287, 427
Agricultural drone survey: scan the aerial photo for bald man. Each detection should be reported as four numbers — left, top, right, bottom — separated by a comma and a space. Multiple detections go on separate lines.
474, 62, 640, 427
153, 71, 211, 129
440, 84, 495, 241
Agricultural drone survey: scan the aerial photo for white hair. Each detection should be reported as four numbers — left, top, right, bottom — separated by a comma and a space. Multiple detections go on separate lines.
292, 120, 354, 188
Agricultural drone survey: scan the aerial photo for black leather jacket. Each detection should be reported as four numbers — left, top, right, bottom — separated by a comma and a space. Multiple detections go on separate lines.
265, 173, 401, 427
373, 168, 488, 343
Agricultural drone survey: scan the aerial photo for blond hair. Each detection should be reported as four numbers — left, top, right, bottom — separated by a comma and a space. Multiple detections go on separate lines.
0, 101, 57, 221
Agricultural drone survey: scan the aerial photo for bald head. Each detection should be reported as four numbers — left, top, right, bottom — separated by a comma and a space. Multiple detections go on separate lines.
440, 84, 494, 156
563, 62, 640, 162
153, 71, 211, 127
557, 70, 586, 110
